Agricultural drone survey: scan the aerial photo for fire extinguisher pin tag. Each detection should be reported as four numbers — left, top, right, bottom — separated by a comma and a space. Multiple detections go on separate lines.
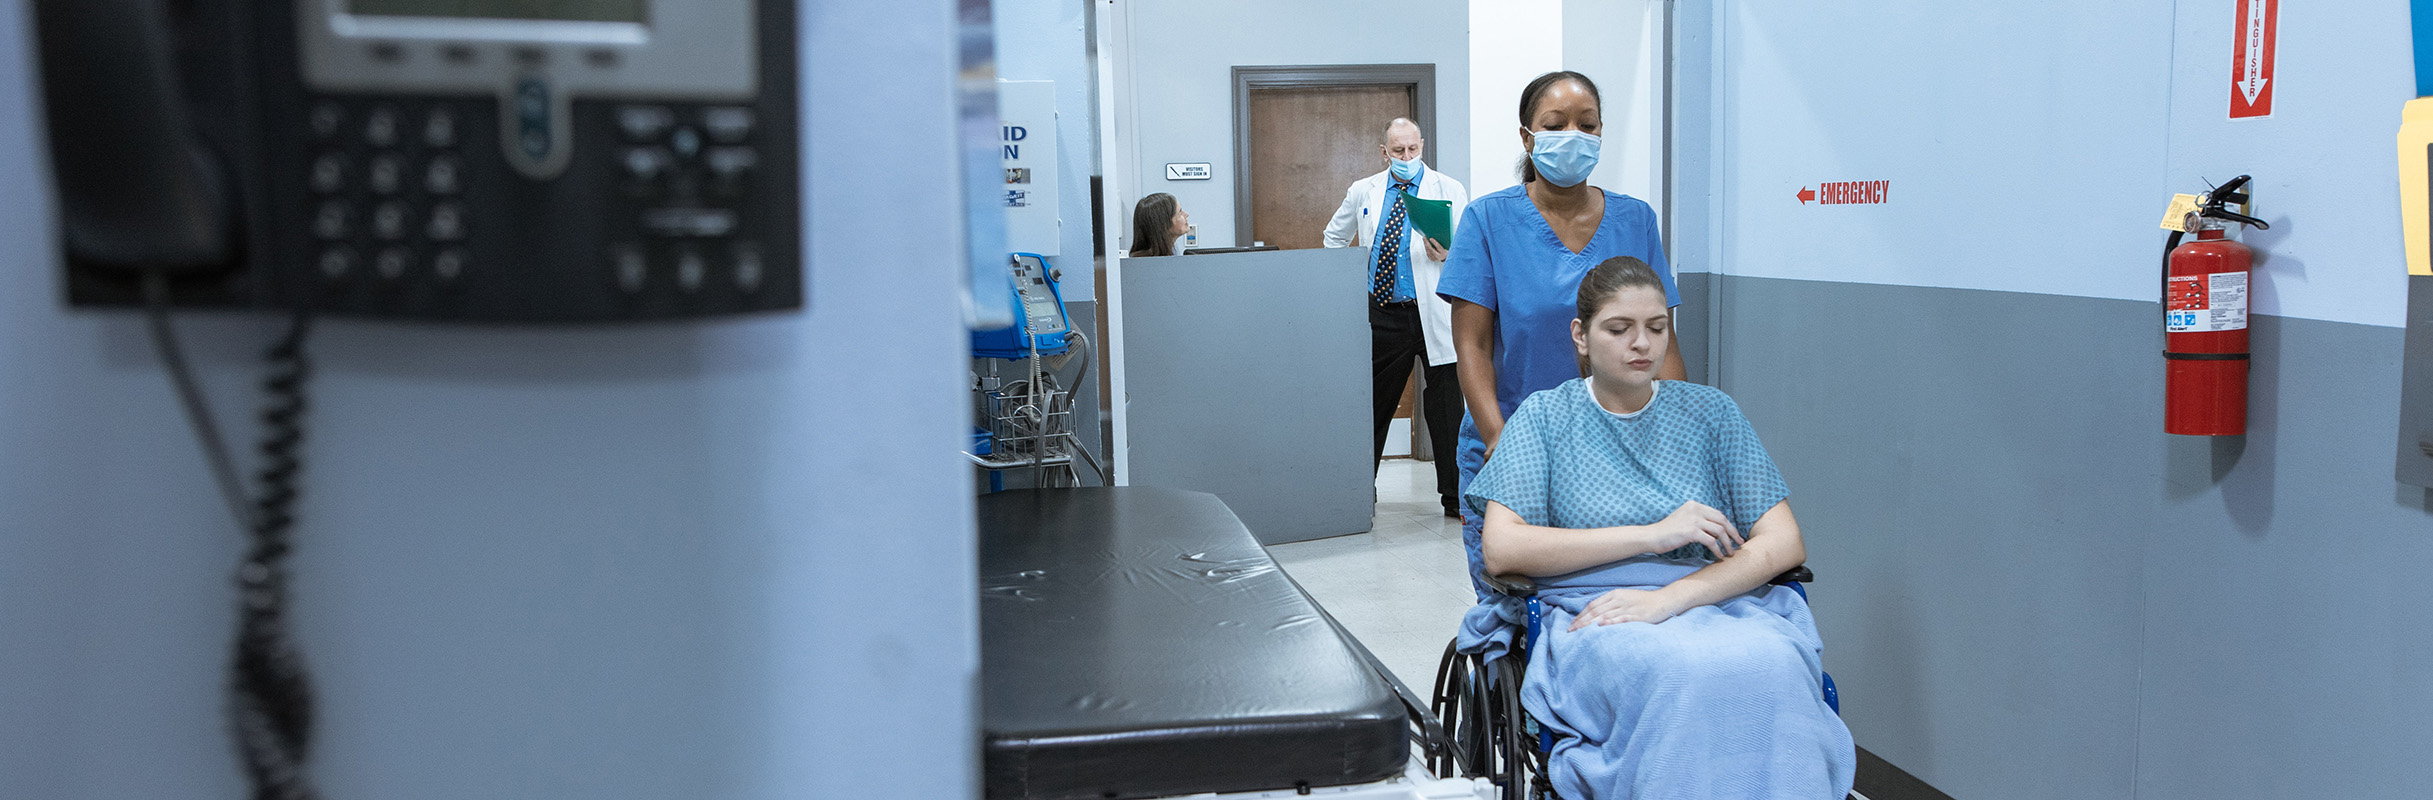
2161, 193, 2202, 232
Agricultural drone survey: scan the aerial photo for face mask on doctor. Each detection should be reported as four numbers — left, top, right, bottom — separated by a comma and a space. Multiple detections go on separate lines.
1388, 156, 1423, 183
1528, 130, 1600, 188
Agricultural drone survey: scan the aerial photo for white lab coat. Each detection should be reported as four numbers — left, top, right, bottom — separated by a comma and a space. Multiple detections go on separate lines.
1322, 166, 1469, 366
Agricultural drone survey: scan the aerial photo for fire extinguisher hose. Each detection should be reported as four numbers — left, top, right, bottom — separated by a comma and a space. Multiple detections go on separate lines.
2160, 228, 2185, 330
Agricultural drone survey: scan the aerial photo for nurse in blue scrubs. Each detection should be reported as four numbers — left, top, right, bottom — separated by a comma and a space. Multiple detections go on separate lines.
1436, 70, 1685, 596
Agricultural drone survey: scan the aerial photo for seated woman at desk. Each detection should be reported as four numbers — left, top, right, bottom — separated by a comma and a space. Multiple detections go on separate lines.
1128, 192, 1188, 257
1464, 256, 1855, 799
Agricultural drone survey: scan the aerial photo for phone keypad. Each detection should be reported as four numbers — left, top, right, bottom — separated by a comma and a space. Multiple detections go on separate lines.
305, 100, 469, 289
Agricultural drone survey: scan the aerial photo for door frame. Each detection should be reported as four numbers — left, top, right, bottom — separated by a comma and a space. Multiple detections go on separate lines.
1230, 64, 1436, 247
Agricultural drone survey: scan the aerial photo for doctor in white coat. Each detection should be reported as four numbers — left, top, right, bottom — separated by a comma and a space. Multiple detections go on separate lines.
1323, 117, 1470, 516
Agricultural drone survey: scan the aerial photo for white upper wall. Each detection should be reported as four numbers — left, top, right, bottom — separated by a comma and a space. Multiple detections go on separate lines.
1711, 1, 2175, 302
1702, 0, 2415, 327
1470, 0, 1562, 199
2163, 0, 2416, 327
1563, 0, 1665, 223
1114, 0, 1471, 250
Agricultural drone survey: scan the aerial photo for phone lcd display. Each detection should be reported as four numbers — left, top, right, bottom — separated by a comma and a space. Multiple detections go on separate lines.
348, 0, 646, 23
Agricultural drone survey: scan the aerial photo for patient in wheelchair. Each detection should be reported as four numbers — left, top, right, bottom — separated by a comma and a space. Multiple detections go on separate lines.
1460, 256, 1855, 799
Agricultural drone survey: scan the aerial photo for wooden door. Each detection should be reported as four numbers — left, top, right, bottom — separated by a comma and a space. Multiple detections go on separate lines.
1245, 85, 1414, 251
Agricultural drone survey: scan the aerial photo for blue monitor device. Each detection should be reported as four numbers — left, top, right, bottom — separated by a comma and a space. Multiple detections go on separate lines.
972, 253, 1072, 360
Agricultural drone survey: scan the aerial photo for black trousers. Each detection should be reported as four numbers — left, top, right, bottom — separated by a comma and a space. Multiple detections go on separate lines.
1370, 301, 1462, 512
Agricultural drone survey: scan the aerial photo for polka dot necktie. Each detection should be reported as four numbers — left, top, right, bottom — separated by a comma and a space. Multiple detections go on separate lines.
1372, 182, 1414, 306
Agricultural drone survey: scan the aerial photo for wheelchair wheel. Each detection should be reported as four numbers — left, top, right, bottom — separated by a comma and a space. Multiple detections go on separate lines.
1430, 641, 1547, 800
1426, 640, 1479, 778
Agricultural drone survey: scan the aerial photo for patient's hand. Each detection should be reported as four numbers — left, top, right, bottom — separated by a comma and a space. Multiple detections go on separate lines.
1571, 588, 1680, 630
1645, 501, 1744, 560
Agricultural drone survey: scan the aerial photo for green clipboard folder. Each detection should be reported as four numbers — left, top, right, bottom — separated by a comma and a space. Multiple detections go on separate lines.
1398, 192, 1455, 245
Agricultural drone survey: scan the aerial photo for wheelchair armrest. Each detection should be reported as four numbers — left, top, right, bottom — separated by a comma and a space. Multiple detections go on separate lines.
1492, 566, 1805, 594
1483, 572, 1538, 597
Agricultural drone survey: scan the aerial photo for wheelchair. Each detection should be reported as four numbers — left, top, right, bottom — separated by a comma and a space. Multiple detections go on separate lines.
1424, 566, 1837, 800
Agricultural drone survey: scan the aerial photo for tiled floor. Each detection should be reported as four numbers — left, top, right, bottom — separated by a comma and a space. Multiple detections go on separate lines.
1267, 458, 1477, 694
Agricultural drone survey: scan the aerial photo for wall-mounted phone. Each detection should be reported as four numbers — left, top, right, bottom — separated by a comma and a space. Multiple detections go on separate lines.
36, 0, 800, 322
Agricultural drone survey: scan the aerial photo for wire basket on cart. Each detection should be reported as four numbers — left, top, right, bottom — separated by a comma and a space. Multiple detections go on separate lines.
968, 376, 1087, 487
967, 329, 1105, 488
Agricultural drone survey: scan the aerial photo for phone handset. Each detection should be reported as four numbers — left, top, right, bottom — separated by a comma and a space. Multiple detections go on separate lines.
34, 0, 234, 274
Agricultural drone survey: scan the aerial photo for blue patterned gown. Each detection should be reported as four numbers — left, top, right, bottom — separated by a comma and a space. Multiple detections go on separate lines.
1458, 379, 1854, 800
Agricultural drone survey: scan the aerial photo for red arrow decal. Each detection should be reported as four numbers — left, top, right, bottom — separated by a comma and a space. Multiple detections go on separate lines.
1797, 187, 1815, 204
2231, 0, 2276, 118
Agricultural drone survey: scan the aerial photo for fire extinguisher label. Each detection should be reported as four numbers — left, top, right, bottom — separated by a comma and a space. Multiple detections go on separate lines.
2166, 272, 2249, 332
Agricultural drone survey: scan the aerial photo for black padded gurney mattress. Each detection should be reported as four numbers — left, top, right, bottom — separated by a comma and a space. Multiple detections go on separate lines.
980, 487, 1407, 800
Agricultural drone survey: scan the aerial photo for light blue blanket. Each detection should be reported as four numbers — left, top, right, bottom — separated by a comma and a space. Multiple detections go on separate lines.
1458, 380, 1855, 798
1459, 568, 1852, 800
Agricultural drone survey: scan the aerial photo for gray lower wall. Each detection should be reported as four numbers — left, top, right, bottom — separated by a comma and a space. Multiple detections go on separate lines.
1673, 271, 1712, 385
1120, 249, 1372, 544
1713, 276, 2433, 800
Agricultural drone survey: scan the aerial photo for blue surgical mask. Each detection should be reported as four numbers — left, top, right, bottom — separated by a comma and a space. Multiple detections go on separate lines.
1389, 156, 1424, 183
1529, 130, 1600, 187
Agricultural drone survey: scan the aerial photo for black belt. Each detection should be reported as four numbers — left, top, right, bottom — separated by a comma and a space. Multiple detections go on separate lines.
1373, 299, 1416, 308
2162, 351, 2249, 361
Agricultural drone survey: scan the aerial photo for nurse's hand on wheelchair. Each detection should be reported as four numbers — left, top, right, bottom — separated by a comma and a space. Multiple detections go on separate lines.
1645, 500, 1744, 560
1569, 587, 1683, 630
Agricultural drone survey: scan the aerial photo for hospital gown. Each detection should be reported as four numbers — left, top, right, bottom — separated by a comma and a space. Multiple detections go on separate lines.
1458, 378, 1855, 800
1436, 186, 1678, 601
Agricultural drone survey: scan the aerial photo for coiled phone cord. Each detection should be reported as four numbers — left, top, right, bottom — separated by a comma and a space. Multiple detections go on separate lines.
143, 272, 322, 800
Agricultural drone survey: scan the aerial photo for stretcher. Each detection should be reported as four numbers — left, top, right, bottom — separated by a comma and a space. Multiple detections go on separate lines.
980, 487, 1487, 800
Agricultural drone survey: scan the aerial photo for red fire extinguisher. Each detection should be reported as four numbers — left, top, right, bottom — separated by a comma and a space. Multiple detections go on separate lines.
2162, 174, 2268, 436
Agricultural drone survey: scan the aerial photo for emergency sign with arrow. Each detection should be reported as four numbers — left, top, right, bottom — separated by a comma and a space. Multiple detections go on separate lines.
1796, 181, 1888, 205
2230, 0, 2276, 119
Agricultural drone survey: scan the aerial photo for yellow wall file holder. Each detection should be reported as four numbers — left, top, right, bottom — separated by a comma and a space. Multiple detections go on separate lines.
2400, 98, 2433, 276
